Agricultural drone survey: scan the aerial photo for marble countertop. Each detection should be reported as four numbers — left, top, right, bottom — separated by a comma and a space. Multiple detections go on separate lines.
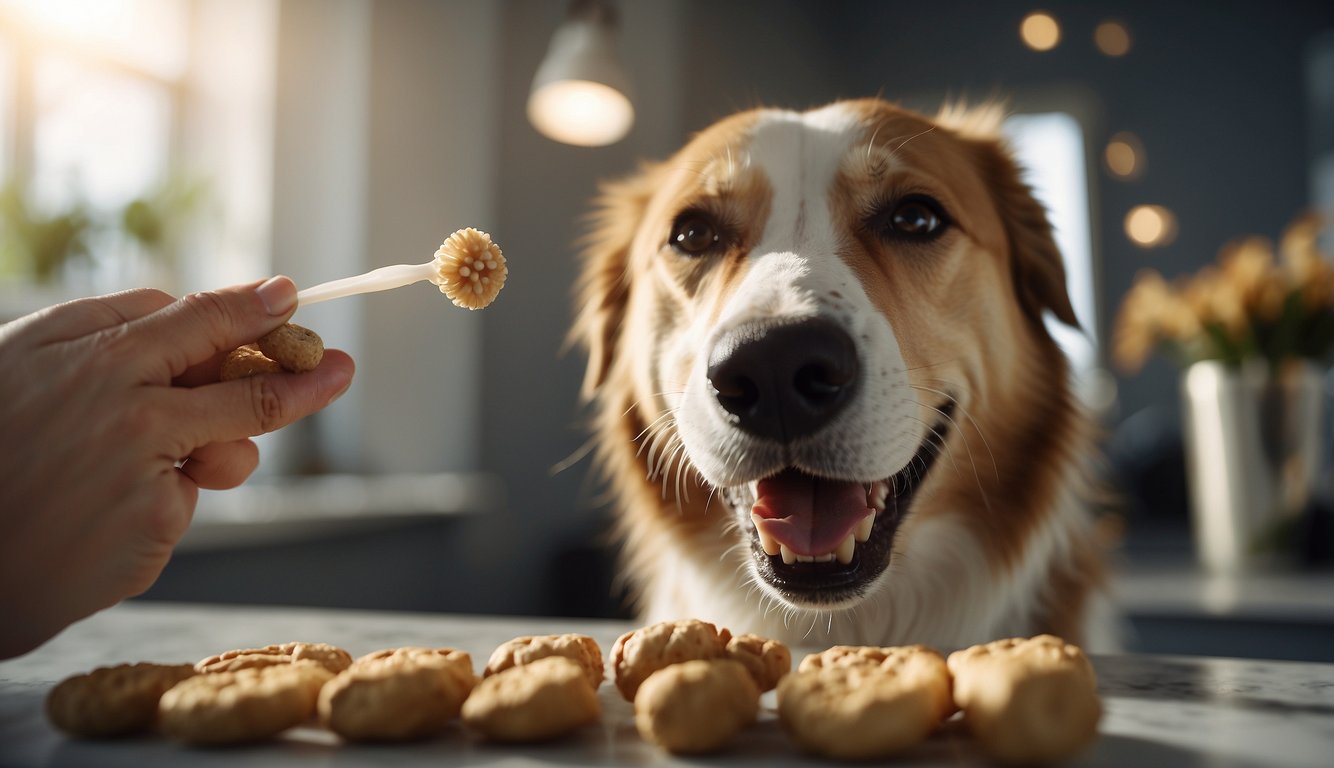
2, 601, 1333, 767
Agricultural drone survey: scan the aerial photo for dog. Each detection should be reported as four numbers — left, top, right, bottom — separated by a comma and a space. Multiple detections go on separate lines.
571, 98, 1114, 651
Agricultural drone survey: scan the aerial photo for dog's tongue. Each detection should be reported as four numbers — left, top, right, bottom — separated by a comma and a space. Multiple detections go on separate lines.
751, 470, 871, 556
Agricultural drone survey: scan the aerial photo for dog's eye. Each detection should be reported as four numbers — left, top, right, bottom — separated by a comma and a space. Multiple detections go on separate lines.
669, 213, 721, 256
881, 196, 949, 239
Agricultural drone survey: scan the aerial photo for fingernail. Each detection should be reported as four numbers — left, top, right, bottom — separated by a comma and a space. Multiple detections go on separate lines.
256, 276, 296, 316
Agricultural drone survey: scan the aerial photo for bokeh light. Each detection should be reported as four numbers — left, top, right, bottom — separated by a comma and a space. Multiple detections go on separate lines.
1125, 205, 1178, 248
1105, 132, 1145, 179
1020, 11, 1061, 51
1094, 20, 1132, 56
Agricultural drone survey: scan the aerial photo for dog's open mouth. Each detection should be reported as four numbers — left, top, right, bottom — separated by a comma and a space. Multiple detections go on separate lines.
725, 402, 954, 605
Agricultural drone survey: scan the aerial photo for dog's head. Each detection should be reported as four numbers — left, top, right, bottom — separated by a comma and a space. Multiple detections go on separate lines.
574, 98, 1078, 614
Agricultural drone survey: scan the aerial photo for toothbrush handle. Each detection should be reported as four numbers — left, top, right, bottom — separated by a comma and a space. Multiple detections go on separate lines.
296, 262, 435, 307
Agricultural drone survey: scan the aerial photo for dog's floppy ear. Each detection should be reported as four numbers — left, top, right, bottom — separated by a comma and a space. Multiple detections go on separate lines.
569, 163, 661, 400
939, 103, 1079, 329
981, 141, 1080, 329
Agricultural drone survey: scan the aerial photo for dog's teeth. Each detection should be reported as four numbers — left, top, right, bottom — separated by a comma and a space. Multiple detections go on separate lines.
780, 544, 797, 565
814, 553, 835, 563
750, 513, 780, 556
868, 481, 889, 511
855, 514, 874, 543
796, 554, 815, 563
836, 534, 855, 564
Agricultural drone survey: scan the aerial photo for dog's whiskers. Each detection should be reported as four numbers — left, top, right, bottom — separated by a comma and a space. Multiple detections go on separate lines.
633, 409, 676, 447
642, 421, 678, 483
903, 359, 960, 372
862, 123, 889, 178
548, 436, 597, 477
915, 379, 1000, 483
654, 436, 685, 498
901, 410, 965, 485
669, 441, 691, 508
892, 124, 937, 152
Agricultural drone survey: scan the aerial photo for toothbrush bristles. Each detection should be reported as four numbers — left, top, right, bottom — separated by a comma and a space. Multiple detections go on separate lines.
432, 228, 508, 309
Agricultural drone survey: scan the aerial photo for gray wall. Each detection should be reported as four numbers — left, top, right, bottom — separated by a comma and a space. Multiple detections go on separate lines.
478, 0, 685, 615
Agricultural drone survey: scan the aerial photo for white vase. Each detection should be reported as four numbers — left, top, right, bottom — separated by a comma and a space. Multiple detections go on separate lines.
1180, 359, 1326, 573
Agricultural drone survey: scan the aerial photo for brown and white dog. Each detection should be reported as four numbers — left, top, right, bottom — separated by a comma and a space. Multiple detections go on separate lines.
572, 98, 1113, 651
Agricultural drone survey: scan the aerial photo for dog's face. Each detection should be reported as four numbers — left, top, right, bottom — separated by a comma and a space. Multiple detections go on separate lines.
577, 99, 1076, 617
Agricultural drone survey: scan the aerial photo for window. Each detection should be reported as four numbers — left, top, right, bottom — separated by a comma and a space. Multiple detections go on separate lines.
0, 0, 277, 312
1002, 112, 1102, 400
0, 0, 188, 294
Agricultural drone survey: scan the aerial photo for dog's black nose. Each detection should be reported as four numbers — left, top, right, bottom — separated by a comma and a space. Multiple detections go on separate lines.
707, 318, 859, 442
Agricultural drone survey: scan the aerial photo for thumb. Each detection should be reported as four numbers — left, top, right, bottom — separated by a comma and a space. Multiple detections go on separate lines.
124, 276, 298, 380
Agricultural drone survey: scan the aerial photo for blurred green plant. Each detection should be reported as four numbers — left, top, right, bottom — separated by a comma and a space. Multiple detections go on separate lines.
0, 176, 208, 283
0, 181, 93, 282
120, 176, 209, 258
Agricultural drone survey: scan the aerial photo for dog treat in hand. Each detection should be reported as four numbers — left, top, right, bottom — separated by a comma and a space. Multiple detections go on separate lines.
947, 635, 1102, 765
319, 647, 476, 742
461, 656, 600, 743
218, 322, 323, 381
778, 644, 952, 760
256, 323, 324, 373
295, 227, 507, 310
219, 345, 284, 382
610, 619, 732, 701
196, 641, 352, 675
484, 633, 604, 690
158, 660, 332, 746
45, 662, 197, 739
634, 659, 759, 754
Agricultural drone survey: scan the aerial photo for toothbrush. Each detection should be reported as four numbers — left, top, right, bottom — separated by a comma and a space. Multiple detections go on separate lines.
296, 227, 507, 310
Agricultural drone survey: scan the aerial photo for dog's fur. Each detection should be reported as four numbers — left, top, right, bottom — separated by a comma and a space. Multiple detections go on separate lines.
572, 98, 1112, 651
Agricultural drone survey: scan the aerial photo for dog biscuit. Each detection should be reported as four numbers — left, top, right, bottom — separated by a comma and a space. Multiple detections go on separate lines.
461, 656, 600, 743
158, 660, 332, 745
196, 641, 352, 675
947, 635, 1102, 765
610, 619, 732, 701
319, 648, 475, 742
634, 659, 759, 754
484, 634, 604, 690
45, 662, 197, 739
352, 646, 475, 687
796, 643, 938, 673
257, 322, 324, 373
778, 645, 952, 760
219, 345, 284, 381
724, 633, 791, 691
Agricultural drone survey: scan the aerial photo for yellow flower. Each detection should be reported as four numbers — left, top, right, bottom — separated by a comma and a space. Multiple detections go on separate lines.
1279, 211, 1323, 285
1112, 269, 1193, 371
1113, 209, 1334, 372
1218, 235, 1276, 317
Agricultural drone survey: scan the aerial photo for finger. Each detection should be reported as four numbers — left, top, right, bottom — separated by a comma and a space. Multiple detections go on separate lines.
122, 276, 298, 380
166, 349, 354, 449
4, 288, 176, 346
172, 349, 232, 388
178, 439, 260, 490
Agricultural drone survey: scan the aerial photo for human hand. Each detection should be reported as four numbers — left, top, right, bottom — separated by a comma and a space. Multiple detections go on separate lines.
0, 277, 354, 658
